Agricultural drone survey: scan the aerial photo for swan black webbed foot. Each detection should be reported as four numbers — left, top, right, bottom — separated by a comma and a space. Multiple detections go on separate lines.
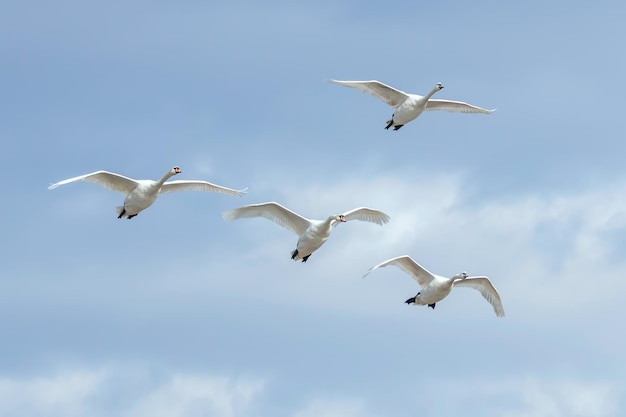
117, 208, 126, 219
404, 297, 416, 304
428, 303, 436, 310
127, 214, 137, 219
302, 254, 311, 263
393, 125, 404, 131
291, 249, 298, 260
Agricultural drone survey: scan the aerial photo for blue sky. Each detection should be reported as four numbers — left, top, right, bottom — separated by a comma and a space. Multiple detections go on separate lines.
2, 1, 626, 416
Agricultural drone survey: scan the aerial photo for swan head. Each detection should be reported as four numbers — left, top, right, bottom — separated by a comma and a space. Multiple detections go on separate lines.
329, 214, 347, 228
172, 166, 181, 175
436, 82, 444, 90
452, 271, 468, 280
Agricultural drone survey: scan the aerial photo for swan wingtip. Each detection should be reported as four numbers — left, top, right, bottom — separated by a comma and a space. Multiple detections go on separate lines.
378, 214, 391, 225
362, 265, 379, 278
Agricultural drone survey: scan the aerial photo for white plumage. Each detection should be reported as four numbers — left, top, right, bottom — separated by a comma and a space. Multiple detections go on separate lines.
364, 255, 505, 317
48, 166, 247, 219
223, 202, 390, 262
328, 79, 495, 130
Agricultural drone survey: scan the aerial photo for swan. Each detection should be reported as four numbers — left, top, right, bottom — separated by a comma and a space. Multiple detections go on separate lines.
222, 202, 390, 262
48, 166, 247, 219
363, 255, 504, 317
327, 79, 495, 130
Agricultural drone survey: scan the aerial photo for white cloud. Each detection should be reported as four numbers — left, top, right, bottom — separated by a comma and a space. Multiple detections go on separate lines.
420, 376, 622, 417
39, 154, 626, 328
0, 368, 377, 417
0, 368, 620, 417
0, 370, 105, 417
41, 168, 623, 347
201, 171, 626, 322
125, 374, 264, 417
0, 370, 264, 417
500, 378, 620, 417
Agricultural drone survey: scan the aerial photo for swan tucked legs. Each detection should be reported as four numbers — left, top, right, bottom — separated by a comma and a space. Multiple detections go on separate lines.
385, 116, 403, 131
291, 249, 311, 263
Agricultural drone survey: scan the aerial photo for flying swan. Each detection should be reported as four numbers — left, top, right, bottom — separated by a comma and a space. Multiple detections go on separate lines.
223, 202, 390, 262
48, 166, 247, 219
363, 255, 504, 317
327, 79, 495, 131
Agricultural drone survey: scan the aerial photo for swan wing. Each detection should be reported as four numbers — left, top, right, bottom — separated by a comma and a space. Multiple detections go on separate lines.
160, 180, 247, 197
454, 277, 505, 317
363, 255, 436, 287
327, 79, 409, 108
48, 170, 138, 194
222, 202, 310, 236
341, 207, 390, 225
425, 99, 496, 114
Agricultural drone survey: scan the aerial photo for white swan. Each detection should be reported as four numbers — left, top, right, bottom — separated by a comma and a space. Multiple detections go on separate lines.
48, 166, 247, 219
328, 79, 495, 130
223, 202, 390, 262
363, 255, 504, 317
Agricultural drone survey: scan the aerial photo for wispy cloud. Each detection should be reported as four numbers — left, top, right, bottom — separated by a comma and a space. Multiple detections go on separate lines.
500, 377, 620, 417
0, 368, 620, 417
0, 369, 265, 417
126, 374, 264, 417
418, 376, 622, 417
204, 171, 626, 322
0, 370, 105, 417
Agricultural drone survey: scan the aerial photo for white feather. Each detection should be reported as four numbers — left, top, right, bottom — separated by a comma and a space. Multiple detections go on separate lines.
365, 255, 505, 317
49, 166, 246, 219
223, 202, 390, 262
328, 79, 494, 130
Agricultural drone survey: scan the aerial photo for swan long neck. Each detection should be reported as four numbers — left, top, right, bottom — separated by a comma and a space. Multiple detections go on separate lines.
321, 215, 342, 231
324, 215, 337, 226
157, 169, 177, 186
425, 85, 441, 100
449, 273, 467, 285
